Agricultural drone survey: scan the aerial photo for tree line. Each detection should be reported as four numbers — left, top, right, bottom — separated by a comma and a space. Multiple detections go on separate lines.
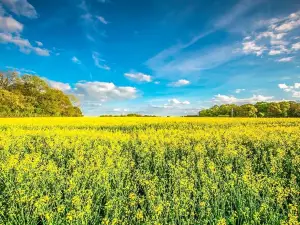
0, 71, 82, 117
199, 101, 300, 117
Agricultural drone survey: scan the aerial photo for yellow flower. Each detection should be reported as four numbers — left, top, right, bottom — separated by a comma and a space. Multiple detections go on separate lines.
217, 218, 227, 225
136, 210, 144, 220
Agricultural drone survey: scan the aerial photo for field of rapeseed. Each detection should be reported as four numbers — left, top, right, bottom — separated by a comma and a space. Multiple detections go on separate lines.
0, 117, 299, 225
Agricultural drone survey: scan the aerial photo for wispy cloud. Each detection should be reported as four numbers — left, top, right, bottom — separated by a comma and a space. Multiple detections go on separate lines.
45, 79, 72, 92
167, 99, 190, 106
78, 0, 109, 42
92, 52, 110, 70
213, 94, 274, 104
35, 41, 43, 47
168, 79, 190, 87
277, 57, 294, 62
146, 0, 262, 77
6, 66, 36, 74
97, 16, 108, 25
71, 56, 81, 64
214, 0, 264, 28
278, 82, 300, 98
146, 98, 200, 116
124, 72, 152, 82
292, 42, 300, 51
241, 10, 300, 60
0, 33, 50, 56
242, 41, 267, 56
0, 2, 50, 56
0, 0, 38, 18
0, 15, 23, 33
235, 88, 246, 94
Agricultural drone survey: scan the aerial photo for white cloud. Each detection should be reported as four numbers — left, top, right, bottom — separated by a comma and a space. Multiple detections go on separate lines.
97, 16, 108, 25
256, 31, 286, 40
92, 52, 110, 70
277, 57, 293, 62
168, 79, 190, 87
35, 41, 43, 46
1, 0, 38, 18
235, 88, 245, 93
113, 108, 128, 112
242, 41, 266, 56
46, 79, 72, 92
213, 94, 274, 104
71, 56, 81, 64
167, 99, 190, 106
124, 72, 152, 82
74, 81, 137, 102
154, 81, 160, 84
275, 19, 300, 32
0, 15, 23, 33
242, 10, 300, 58
270, 40, 289, 46
278, 83, 289, 89
0, 4, 50, 57
292, 42, 300, 51
278, 82, 300, 97
146, 98, 200, 116
0, 33, 50, 56
34, 47, 50, 56
269, 49, 282, 55
6, 66, 36, 74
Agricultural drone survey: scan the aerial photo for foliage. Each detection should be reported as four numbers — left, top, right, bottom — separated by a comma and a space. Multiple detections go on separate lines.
0, 117, 299, 224
0, 71, 82, 117
199, 101, 300, 117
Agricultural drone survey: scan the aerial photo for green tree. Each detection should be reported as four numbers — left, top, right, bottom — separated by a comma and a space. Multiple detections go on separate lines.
236, 104, 258, 117
289, 101, 300, 117
267, 103, 282, 117
279, 101, 290, 117
255, 102, 269, 117
0, 71, 82, 117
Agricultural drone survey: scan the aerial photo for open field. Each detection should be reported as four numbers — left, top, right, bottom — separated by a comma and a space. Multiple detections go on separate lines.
0, 118, 299, 224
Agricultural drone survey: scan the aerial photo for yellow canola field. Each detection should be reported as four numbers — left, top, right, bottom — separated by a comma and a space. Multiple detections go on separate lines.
0, 118, 299, 224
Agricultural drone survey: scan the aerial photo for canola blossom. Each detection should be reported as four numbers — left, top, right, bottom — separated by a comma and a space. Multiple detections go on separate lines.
0, 117, 299, 224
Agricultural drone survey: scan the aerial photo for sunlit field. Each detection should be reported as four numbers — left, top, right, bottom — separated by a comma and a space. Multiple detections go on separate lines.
0, 118, 299, 224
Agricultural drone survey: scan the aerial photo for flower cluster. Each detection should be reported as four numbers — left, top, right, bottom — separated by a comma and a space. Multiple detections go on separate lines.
0, 117, 299, 224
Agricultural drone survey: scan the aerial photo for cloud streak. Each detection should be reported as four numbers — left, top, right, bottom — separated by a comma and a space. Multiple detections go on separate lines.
125, 72, 152, 82
168, 79, 190, 87
0, 33, 50, 56
213, 94, 274, 104
0, 0, 38, 18
92, 52, 110, 70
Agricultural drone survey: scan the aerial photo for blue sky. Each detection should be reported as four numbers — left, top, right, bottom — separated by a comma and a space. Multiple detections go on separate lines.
0, 0, 300, 115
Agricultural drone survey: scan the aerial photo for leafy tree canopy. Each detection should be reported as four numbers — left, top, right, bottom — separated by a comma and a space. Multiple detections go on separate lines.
0, 71, 82, 117
199, 101, 300, 118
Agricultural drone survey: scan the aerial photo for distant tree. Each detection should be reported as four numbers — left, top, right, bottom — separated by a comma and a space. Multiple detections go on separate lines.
199, 101, 300, 118
289, 101, 300, 117
0, 71, 82, 117
279, 101, 290, 117
267, 103, 282, 117
236, 104, 258, 117
255, 102, 269, 117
